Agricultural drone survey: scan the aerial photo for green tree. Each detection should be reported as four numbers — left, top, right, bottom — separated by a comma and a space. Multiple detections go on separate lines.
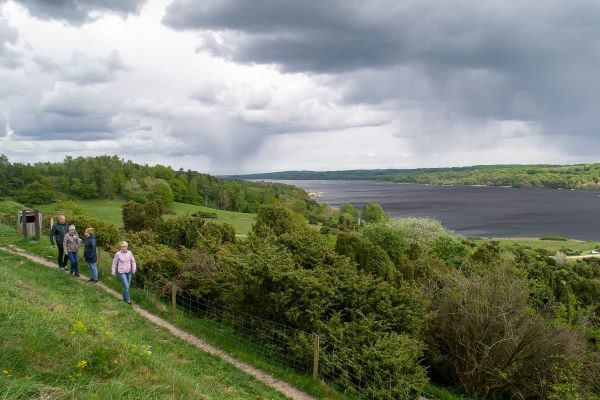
427, 266, 583, 399
360, 202, 389, 224
335, 232, 395, 280
361, 223, 406, 265
122, 179, 148, 202
151, 180, 174, 205
122, 201, 145, 232
253, 205, 302, 237
16, 181, 55, 205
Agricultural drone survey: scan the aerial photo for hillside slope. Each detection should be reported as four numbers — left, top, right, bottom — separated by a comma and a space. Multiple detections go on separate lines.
0, 249, 288, 400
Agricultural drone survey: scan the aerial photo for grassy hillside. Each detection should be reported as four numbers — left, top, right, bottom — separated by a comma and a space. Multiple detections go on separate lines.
0, 224, 350, 400
0, 247, 288, 399
33, 199, 256, 237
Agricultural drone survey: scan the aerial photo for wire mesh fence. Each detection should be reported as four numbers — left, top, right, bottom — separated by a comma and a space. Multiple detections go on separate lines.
134, 281, 439, 400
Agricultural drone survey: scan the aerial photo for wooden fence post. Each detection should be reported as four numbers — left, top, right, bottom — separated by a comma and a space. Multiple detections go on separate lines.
171, 283, 177, 320
21, 209, 28, 237
313, 334, 320, 381
34, 209, 40, 240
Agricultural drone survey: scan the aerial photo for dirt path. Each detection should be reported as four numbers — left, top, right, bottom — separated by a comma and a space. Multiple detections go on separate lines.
1, 245, 316, 400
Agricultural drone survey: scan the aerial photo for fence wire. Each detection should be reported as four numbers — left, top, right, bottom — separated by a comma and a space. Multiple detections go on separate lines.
135, 281, 439, 400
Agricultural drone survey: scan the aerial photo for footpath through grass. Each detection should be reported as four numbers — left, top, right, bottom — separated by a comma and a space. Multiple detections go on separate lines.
0, 248, 290, 399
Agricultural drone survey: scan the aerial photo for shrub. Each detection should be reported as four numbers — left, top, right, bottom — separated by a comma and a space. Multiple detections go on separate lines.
360, 202, 389, 224
16, 182, 55, 205
253, 205, 302, 237
155, 215, 205, 248
335, 232, 395, 281
135, 244, 182, 287
192, 211, 218, 219
68, 214, 119, 249
122, 201, 145, 232
431, 235, 469, 268
426, 266, 583, 399
361, 223, 406, 265
143, 200, 161, 230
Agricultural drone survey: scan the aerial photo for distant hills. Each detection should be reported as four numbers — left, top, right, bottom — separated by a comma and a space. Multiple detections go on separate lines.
228, 163, 600, 190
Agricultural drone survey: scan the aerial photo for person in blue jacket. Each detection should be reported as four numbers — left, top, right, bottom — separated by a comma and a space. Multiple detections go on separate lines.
83, 227, 98, 282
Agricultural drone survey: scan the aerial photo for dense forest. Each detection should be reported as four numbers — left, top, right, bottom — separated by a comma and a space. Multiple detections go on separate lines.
233, 163, 600, 190
0, 154, 329, 220
1, 155, 599, 399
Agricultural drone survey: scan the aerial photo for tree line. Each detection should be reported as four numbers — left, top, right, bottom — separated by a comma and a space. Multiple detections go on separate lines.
0, 154, 329, 218
233, 163, 600, 190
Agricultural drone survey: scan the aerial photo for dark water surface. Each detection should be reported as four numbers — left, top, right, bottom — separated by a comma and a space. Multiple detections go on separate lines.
274, 180, 600, 240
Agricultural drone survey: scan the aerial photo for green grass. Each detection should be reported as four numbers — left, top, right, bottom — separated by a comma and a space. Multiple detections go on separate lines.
0, 224, 466, 400
78, 199, 125, 227
168, 202, 256, 237
423, 384, 467, 400
0, 224, 345, 399
51, 199, 257, 237
471, 237, 600, 255
0, 246, 288, 399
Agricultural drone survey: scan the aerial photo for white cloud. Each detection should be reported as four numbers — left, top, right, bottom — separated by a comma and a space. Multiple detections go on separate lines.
0, 0, 598, 174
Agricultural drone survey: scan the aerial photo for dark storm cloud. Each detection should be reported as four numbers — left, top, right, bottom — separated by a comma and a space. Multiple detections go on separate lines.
5, 81, 127, 140
5, 0, 146, 24
166, 0, 600, 151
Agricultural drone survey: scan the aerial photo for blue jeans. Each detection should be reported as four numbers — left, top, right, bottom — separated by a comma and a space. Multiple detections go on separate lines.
118, 272, 132, 303
87, 262, 98, 281
67, 252, 79, 275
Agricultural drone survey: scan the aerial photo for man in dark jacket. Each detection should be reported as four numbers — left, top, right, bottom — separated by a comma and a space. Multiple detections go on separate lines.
49, 215, 69, 270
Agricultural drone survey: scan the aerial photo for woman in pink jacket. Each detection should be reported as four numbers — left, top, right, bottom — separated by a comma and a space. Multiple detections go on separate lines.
111, 241, 137, 304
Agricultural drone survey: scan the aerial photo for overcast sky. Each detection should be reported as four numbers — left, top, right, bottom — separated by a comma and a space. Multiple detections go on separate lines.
0, 0, 598, 174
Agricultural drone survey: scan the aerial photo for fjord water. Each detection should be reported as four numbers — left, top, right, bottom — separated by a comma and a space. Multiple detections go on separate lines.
276, 180, 600, 240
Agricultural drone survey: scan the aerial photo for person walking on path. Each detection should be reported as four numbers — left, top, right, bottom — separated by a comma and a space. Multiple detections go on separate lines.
83, 227, 98, 283
49, 215, 69, 270
111, 241, 136, 304
63, 225, 82, 276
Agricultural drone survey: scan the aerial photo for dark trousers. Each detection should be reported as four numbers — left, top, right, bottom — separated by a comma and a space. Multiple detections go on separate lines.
56, 244, 68, 268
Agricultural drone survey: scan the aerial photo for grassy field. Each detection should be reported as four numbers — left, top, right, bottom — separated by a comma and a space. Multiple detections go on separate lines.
27, 199, 257, 237
0, 250, 288, 399
471, 237, 600, 255
168, 202, 256, 237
